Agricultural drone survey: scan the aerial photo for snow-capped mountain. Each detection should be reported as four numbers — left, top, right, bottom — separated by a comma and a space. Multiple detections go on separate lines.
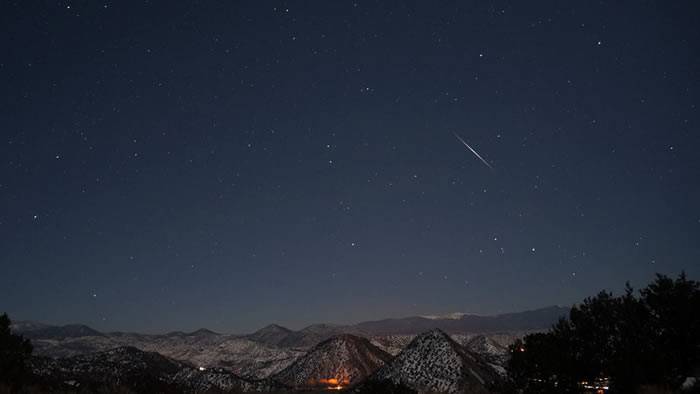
273, 334, 391, 389
369, 329, 497, 394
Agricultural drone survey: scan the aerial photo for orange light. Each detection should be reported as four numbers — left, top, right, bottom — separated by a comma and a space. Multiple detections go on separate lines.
309, 377, 350, 390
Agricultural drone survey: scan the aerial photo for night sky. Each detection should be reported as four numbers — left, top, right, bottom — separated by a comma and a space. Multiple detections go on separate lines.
2, 1, 699, 334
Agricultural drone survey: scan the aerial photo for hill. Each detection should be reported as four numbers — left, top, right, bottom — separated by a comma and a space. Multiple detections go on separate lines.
273, 334, 391, 389
369, 329, 497, 393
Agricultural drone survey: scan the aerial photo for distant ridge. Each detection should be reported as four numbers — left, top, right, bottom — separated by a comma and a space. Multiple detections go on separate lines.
421, 312, 473, 320
12, 305, 568, 344
12, 322, 103, 339
277, 323, 363, 348
351, 305, 569, 335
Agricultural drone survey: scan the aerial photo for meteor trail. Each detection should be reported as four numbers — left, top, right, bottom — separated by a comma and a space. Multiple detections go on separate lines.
453, 132, 493, 169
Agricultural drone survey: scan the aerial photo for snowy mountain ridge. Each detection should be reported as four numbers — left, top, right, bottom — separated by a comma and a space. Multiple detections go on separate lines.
369, 329, 498, 394
421, 312, 473, 320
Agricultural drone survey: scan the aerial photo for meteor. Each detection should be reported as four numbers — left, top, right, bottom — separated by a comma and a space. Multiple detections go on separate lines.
452, 132, 493, 170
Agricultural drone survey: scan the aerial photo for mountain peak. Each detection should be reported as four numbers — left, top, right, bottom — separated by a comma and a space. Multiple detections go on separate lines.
187, 328, 219, 336
419, 328, 452, 339
371, 329, 496, 393
257, 323, 292, 334
246, 324, 294, 347
273, 334, 391, 389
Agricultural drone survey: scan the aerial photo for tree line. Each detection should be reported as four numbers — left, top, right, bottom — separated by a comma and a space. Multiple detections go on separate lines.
505, 273, 700, 393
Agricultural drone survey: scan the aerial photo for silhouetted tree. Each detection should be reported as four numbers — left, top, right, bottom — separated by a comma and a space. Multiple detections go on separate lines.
506, 273, 700, 393
0, 313, 33, 389
606, 283, 656, 391
640, 273, 700, 388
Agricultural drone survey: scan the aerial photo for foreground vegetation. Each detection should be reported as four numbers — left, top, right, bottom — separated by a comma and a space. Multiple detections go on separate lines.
505, 273, 700, 393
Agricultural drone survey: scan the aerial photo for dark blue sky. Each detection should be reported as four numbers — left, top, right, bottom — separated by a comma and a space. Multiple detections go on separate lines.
2, 1, 699, 333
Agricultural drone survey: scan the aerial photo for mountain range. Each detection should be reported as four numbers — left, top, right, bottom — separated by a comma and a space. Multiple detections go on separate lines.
13, 306, 568, 392
13, 305, 567, 342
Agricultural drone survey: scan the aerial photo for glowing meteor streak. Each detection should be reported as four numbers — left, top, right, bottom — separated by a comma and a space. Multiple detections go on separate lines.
453, 132, 493, 170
